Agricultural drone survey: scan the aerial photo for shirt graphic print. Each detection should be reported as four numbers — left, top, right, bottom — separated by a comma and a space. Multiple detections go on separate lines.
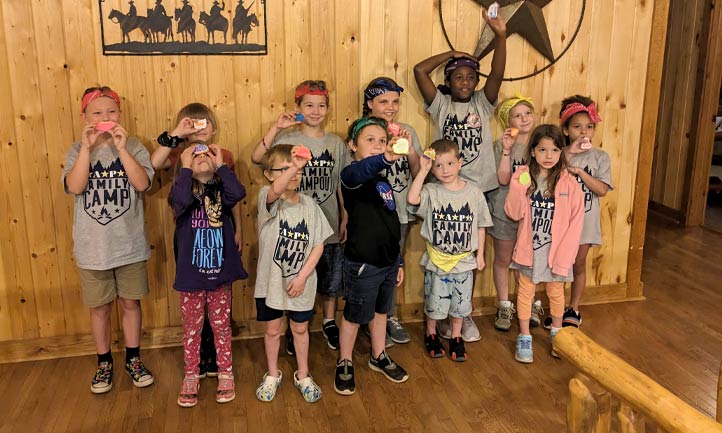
273, 219, 310, 277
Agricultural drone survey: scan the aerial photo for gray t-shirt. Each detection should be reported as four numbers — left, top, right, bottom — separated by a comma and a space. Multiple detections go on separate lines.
567, 147, 613, 246
487, 139, 527, 240
273, 129, 347, 244
426, 89, 499, 193
61, 138, 155, 270
255, 186, 333, 312
413, 182, 492, 274
381, 122, 424, 224
511, 178, 573, 283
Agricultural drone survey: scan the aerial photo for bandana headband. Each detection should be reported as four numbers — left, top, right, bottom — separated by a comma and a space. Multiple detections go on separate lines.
81, 89, 121, 113
363, 80, 404, 102
497, 93, 535, 130
444, 58, 480, 79
560, 102, 602, 125
294, 83, 329, 101
349, 117, 387, 141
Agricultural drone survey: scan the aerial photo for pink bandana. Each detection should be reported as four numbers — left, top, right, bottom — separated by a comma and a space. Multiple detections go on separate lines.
81, 89, 121, 113
560, 102, 602, 125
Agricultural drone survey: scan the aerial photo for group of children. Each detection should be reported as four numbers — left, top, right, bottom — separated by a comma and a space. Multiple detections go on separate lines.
62, 11, 612, 408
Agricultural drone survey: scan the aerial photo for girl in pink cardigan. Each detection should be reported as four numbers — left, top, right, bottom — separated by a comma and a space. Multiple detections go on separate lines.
504, 124, 584, 363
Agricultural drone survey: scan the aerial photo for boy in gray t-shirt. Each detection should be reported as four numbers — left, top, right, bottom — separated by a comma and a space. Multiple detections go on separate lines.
408, 140, 492, 362
254, 145, 332, 403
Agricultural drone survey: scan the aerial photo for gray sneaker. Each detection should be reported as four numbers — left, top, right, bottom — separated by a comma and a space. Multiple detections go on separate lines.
461, 316, 481, 342
494, 302, 516, 332
530, 300, 544, 328
386, 316, 410, 344
436, 318, 452, 339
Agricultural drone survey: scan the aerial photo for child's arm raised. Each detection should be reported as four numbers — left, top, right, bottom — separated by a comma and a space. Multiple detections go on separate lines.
209, 144, 246, 207
169, 147, 196, 216
151, 117, 195, 170
112, 125, 150, 191
414, 51, 472, 105
483, 13, 507, 104
565, 139, 610, 197
266, 147, 308, 205
64, 124, 101, 195
504, 166, 531, 221
341, 138, 403, 188
286, 243, 324, 298
496, 129, 516, 185
407, 153, 432, 206
250, 112, 301, 164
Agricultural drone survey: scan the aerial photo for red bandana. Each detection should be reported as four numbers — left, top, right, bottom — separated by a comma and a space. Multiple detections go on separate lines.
294, 83, 328, 101
81, 89, 121, 113
560, 102, 602, 125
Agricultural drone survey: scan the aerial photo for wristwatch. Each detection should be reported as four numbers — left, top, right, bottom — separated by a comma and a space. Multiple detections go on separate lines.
157, 131, 185, 148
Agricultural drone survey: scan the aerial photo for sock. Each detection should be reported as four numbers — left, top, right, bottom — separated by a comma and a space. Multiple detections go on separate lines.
323, 318, 335, 325
125, 346, 140, 363
97, 350, 113, 365
499, 300, 512, 308
550, 326, 561, 335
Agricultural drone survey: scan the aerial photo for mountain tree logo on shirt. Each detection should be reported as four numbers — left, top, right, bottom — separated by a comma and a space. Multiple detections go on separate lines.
273, 219, 310, 277
530, 190, 555, 250
432, 202, 474, 253
84, 159, 132, 225
382, 156, 411, 193
574, 165, 594, 213
442, 113, 482, 167
512, 158, 527, 173
298, 149, 335, 205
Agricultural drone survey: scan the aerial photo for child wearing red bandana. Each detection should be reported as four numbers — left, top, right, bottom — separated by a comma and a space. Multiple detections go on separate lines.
546, 95, 613, 330
251, 80, 348, 356
62, 86, 155, 395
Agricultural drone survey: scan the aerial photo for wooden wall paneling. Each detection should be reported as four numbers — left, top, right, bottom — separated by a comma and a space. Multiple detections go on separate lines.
332, 0, 359, 136
283, 0, 310, 91
358, 0, 385, 92
404, 0, 433, 144
3, 0, 66, 338
29, 0, 85, 335
309, 0, 336, 129
540, 0, 571, 125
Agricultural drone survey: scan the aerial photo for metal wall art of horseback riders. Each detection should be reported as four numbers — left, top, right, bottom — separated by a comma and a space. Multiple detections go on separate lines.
100, 0, 267, 55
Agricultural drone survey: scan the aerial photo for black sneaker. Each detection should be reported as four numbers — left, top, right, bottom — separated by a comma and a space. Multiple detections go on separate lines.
543, 316, 553, 330
125, 357, 154, 388
90, 362, 113, 394
424, 333, 445, 358
198, 360, 208, 379
448, 337, 467, 362
285, 328, 295, 356
334, 359, 355, 395
205, 360, 219, 378
368, 351, 408, 383
562, 307, 582, 328
322, 320, 340, 350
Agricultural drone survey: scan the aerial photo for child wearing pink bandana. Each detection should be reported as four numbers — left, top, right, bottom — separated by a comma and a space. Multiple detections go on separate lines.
549, 95, 613, 330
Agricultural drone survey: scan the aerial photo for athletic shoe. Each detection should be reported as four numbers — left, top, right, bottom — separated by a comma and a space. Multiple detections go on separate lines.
294, 371, 322, 403
461, 316, 481, 342
494, 302, 516, 331
177, 375, 199, 407
368, 351, 408, 383
436, 319, 452, 339
322, 320, 340, 350
256, 371, 283, 402
515, 334, 534, 363
543, 316, 553, 330
362, 323, 394, 348
562, 307, 582, 328
448, 337, 467, 362
386, 316, 411, 344
285, 328, 295, 356
125, 357, 154, 388
530, 300, 544, 328
550, 328, 561, 358
424, 333, 445, 358
90, 362, 113, 394
333, 359, 355, 396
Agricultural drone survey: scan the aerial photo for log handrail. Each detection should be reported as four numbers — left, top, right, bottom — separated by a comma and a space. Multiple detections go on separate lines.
554, 328, 722, 433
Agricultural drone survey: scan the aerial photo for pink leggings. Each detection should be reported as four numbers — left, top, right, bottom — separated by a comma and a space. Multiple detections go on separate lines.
179, 286, 232, 376
516, 273, 564, 321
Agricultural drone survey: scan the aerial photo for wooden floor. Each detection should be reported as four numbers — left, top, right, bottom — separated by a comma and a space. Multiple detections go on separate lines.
1, 214, 721, 433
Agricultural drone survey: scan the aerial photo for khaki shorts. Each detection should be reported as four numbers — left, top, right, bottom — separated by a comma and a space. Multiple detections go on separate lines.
78, 261, 149, 308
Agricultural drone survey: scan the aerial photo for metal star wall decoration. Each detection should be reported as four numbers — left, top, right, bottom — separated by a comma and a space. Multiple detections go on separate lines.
473, 0, 554, 62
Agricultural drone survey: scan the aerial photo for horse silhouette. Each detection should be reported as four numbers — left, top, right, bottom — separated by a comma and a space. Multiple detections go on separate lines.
199, 11, 228, 44
174, 7, 196, 43
108, 9, 149, 43
145, 8, 173, 42
232, 12, 258, 44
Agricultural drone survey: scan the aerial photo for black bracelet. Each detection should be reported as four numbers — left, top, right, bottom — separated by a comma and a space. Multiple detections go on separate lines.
157, 131, 184, 149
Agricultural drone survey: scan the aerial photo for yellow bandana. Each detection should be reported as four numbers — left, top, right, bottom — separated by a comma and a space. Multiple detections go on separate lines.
497, 93, 535, 130
426, 242, 471, 273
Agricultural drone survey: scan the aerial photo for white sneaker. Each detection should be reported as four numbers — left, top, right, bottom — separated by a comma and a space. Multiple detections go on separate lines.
530, 300, 544, 328
436, 318, 452, 339
461, 316, 481, 342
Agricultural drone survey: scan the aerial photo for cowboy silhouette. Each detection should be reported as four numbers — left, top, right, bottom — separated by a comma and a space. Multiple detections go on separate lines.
235, 0, 250, 21
128, 0, 137, 18
153, 0, 167, 17
210, 1, 225, 18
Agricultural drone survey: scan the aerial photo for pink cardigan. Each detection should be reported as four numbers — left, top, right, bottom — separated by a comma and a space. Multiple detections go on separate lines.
504, 166, 584, 277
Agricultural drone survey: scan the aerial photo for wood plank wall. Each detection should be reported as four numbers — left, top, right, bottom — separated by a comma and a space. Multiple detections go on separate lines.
0, 0, 657, 360
649, 0, 706, 212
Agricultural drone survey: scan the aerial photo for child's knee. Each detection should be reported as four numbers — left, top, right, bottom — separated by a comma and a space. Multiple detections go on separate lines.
289, 320, 308, 335
117, 297, 141, 311
90, 302, 113, 317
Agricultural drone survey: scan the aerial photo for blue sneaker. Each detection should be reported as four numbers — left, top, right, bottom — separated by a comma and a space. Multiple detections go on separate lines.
550, 328, 560, 358
515, 334, 533, 363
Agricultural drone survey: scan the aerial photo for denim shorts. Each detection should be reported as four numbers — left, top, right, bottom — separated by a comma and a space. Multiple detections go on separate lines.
342, 256, 400, 324
255, 298, 314, 323
316, 243, 343, 297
